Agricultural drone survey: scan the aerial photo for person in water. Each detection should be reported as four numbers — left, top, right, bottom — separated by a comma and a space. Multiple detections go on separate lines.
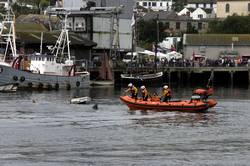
125, 83, 138, 99
140, 85, 149, 101
161, 85, 171, 102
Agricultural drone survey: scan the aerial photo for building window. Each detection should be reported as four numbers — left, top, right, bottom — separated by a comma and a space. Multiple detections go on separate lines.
143, 2, 147, 6
148, 2, 151, 7
196, 3, 199, 8
204, 3, 206, 8
165, 22, 170, 29
226, 4, 230, 13
198, 22, 202, 30
198, 14, 203, 19
152, 2, 156, 6
248, 3, 250, 11
210, 3, 213, 8
176, 22, 180, 29
187, 22, 192, 29
160, 2, 162, 6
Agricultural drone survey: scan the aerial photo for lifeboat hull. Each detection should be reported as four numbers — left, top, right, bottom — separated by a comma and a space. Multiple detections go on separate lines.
120, 96, 217, 112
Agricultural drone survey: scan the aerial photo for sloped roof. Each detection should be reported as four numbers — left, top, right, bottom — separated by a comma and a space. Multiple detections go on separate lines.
184, 34, 250, 46
16, 14, 59, 24
15, 31, 96, 47
15, 23, 48, 32
142, 11, 193, 21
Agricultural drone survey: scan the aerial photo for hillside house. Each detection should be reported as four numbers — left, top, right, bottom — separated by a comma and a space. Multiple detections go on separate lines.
217, 0, 250, 18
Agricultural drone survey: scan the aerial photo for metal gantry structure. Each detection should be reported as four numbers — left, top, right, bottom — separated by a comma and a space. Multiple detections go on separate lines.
46, 5, 124, 59
0, 0, 17, 61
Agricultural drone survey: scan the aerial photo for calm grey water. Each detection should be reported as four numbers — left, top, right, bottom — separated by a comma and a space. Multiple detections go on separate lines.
0, 86, 250, 166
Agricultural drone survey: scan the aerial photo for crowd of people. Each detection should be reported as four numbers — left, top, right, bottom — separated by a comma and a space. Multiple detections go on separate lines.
124, 56, 250, 69
125, 83, 172, 102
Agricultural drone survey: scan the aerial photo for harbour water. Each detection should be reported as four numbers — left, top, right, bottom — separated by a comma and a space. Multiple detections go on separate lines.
0, 86, 250, 166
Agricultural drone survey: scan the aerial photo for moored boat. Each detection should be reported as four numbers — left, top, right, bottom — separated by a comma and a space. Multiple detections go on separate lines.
120, 95, 217, 112
0, 83, 18, 92
120, 71, 163, 86
0, 6, 91, 90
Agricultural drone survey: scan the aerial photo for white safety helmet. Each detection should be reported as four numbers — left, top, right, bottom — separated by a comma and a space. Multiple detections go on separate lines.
163, 85, 168, 89
128, 83, 133, 87
141, 85, 145, 90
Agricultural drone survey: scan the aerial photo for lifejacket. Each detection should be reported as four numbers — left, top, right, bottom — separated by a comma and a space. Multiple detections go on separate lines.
130, 86, 138, 95
142, 89, 148, 98
163, 89, 171, 97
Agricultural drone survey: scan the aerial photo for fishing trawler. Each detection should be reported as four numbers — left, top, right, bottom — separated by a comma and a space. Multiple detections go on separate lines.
0, 3, 90, 90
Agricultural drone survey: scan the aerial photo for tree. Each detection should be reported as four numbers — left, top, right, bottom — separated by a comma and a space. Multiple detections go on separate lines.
172, 0, 187, 12
137, 19, 169, 49
208, 15, 250, 34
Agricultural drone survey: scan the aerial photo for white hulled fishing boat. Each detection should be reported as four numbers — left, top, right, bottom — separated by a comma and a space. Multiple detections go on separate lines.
0, 2, 90, 90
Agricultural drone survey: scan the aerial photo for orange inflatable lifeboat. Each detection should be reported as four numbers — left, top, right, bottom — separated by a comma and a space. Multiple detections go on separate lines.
120, 95, 217, 112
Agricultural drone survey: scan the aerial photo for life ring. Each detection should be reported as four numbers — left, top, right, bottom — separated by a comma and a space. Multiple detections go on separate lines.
28, 82, 33, 88
38, 83, 43, 89
76, 81, 80, 87
20, 76, 25, 82
55, 83, 59, 90
66, 84, 71, 90
13, 76, 18, 81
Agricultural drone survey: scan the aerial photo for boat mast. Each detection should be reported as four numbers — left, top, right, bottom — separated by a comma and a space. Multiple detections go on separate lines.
51, 13, 71, 62
131, 7, 138, 75
154, 14, 159, 73
0, 0, 17, 61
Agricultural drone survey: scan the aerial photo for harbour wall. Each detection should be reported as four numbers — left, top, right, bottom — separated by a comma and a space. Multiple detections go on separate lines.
90, 66, 250, 87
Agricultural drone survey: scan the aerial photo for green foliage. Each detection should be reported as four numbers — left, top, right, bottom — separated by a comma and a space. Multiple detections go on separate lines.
172, 0, 186, 12
12, 0, 50, 15
208, 15, 250, 34
137, 19, 169, 48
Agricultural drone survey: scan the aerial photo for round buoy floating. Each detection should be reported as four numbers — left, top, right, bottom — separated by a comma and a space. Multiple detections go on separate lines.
20, 76, 25, 82
38, 83, 43, 89
55, 83, 59, 90
28, 82, 33, 88
13, 76, 18, 81
76, 81, 80, 87
66, 84, 71, 90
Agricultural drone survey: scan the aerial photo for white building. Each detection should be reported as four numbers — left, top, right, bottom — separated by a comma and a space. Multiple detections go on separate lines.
185, 0, 217, 14
136, 0, 173, 11
191, 8, 207, 20
178, 8, 193, 17
178, 7, 215, 20
0, 0, 9, 9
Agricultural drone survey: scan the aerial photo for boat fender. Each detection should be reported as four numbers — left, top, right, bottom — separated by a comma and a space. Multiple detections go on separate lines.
13, 76, 18, 81
38, 83, 43, 89
55, 83, 59, 90
28, 82, 33, 88
66, 84, 71, 90
76, 81, 80, 87
20, 76, 25, 82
